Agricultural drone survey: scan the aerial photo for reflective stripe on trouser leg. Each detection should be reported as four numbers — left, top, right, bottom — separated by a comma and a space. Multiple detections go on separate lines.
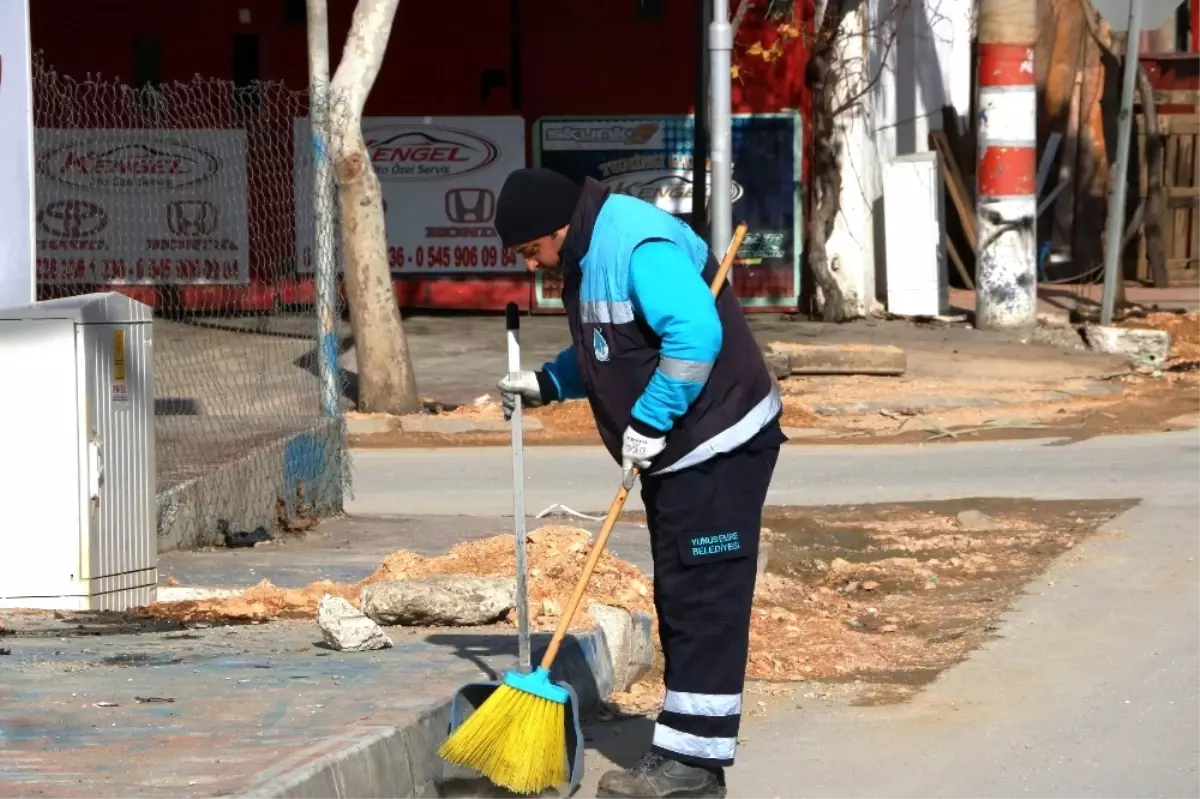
653, 690, 742, 762
641, 438, 780, 769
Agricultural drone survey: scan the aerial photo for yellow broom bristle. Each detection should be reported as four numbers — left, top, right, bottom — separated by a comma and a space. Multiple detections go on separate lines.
438, 684, 568, 795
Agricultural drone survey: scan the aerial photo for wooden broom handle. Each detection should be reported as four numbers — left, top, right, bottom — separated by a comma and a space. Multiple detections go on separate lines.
538, 223, 748, 669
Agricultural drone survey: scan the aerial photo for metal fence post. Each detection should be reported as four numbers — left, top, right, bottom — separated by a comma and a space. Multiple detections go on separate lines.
307, 0, 341, 418
1100, 0, 1145, 325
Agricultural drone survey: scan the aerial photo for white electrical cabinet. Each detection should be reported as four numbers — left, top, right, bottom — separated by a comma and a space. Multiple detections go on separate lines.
884, 151, 949, 317
0, 292, 156, 611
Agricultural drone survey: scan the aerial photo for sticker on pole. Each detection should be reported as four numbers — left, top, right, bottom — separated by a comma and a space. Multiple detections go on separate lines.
112, 329, 129, 404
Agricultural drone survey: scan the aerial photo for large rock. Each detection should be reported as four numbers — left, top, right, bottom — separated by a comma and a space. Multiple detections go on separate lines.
1084, 324, 1171, 365
587, 600, 654, 692
763, 350, 792, 379
956, 509, 996, 531
361, 576, 515, 626
317, 595, 393, 652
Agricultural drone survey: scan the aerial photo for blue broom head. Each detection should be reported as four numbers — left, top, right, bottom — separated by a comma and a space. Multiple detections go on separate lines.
503, 666, 570, 704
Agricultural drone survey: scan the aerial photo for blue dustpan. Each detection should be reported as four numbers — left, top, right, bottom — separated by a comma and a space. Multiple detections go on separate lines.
443, 670, 586, 797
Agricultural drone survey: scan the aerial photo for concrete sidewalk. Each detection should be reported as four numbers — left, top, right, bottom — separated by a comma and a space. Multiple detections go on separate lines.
0, 514, 653, 799
0, 612, 503, 798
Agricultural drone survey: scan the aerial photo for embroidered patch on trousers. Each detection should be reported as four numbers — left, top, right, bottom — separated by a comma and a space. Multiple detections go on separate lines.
680, 531, 748, 565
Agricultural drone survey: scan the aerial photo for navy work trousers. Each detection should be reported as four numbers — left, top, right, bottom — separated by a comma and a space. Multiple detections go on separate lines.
640, 422, 785, 769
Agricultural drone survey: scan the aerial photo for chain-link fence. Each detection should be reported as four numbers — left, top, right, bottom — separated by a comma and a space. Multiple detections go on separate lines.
32, 53, 349, 549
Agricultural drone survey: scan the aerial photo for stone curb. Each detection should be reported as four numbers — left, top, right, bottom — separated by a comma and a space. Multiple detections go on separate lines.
809, 382, 1123, 415
237, 620, 650, 799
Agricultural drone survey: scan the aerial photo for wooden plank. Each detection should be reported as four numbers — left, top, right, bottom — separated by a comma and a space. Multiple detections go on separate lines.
940, 134, 976, 209
1132, 113, 1200, 136
1190, 130, 1200, 271
1164, 114, 1200, 134
1152, 90, 1200, 112
1164, 129, 1182, 276
767, 343, 908, 376
1167, 257, 1199, 287
1171, 131, 1194, 268
929, 131, 977, 252
1137, 116, 1150, 282
945, 235, 974, 290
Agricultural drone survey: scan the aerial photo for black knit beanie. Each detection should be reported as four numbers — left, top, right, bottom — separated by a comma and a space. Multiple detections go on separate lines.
495, 168, 582, 249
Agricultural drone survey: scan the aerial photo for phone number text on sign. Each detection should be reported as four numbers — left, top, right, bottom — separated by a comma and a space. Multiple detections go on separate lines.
38, 256, 243, 283
385, 245, 517, 270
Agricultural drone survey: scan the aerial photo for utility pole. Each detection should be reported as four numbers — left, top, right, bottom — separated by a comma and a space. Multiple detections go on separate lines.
1100, 0, 1145, 325
306, 0, 341, 418
709, 0, 734, 254
692, 1, 711, 239
975, 0, 1038, 330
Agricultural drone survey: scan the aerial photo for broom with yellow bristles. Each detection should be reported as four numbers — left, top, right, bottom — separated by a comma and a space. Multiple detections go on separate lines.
437, 222, 750, 795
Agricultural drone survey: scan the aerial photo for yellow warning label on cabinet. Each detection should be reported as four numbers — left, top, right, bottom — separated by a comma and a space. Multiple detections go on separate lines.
113, 329, 126, 381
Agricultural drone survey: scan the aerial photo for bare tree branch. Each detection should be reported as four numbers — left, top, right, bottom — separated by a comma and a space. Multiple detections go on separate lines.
732, 0, 753, 38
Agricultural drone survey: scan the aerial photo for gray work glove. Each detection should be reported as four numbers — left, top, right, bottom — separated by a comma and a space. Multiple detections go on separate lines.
498, 370, 546, 420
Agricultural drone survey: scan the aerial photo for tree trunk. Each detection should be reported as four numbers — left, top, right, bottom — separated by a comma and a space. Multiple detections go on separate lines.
804, 0, 860, 322
1135, 63, 1167, 288
329, 0, 420, 414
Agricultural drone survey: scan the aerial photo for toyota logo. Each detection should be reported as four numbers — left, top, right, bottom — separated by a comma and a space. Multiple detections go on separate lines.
166, 200, 219, 236
37, 200, 109, 237
444, 188, 495, 224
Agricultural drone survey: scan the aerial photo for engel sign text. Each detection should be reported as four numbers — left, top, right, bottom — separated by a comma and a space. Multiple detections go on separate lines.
35, 129, 251, 285
292, 116, 525, 275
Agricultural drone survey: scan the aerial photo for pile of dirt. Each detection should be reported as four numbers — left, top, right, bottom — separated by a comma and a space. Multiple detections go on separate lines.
778, 398, 822, 428
134, 580, 360, 624
364, 524, 653, 630
139, 501, 1124, 717
135, 525, 653, 631
446, 395, 601, 437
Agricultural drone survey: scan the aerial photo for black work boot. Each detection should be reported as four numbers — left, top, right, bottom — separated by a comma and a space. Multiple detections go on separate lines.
596, 752, 727, 798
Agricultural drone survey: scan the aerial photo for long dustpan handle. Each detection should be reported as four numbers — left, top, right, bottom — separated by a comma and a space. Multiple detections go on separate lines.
538, 223, 749, 670
507, 302, 532, 673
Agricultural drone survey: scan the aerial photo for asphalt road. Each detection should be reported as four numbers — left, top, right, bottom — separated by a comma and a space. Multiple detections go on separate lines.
348, 431, 1200, 797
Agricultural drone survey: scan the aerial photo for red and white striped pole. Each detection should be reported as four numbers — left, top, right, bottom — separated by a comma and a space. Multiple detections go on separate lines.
975, 1, 1038, 330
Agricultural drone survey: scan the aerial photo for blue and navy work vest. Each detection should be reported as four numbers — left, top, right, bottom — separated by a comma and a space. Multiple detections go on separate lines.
559, 179, 781, 475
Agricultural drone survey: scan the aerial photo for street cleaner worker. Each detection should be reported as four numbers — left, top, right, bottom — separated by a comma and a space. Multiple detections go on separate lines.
494, 167, 786, 799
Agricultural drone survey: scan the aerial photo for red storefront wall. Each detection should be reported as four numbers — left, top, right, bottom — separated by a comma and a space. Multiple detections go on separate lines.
31, 0, 811, 311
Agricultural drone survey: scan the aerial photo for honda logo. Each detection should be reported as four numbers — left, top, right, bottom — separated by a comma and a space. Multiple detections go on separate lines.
166, 200, 219, 236
444, 188, 495, 224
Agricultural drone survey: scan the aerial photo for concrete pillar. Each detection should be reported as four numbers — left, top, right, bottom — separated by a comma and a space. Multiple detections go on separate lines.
0, 0, 37, 309
975, 0, 1038, 330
